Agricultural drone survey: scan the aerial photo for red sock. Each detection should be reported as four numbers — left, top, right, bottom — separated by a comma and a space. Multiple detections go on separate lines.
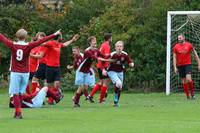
74, 93, 81, 104
26, 85, 31, 94
188, 81, 195, 96
83, 89, 89, 97
183, 83, 189, 97
90, 84, 101, 97
99, 86, 107, 103
32, 82, 39, 93
13, 94, 21, 113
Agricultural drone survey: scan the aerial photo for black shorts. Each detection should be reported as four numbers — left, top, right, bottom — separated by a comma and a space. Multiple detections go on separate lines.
46, 65, 61, 83
34, 63, 46, 80
177, 64, 192, 78
29, 72, 35, 80
98, 68, 109, 79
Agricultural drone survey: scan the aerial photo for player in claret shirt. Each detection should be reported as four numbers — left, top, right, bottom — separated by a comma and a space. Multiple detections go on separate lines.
0, 29, 61, 119
106, 41, 134, 107
173, 34, 200, 99
88, 33, 112, 103
44, 34, 79, 105
72, 36, 112, 107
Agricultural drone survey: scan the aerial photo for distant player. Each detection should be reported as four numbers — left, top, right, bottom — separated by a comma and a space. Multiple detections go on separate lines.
72, 36, 112, 107
43, 34, 79, 104
88, 33, 112, 103
9, 86, 63, 108
173, 34, 200, 99
0, 29, 61, 119
107, 41, 134, 107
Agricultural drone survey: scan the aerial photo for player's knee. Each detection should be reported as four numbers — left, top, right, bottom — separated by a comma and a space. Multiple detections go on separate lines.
42, 86, 48, 92
116, 80, 122, 89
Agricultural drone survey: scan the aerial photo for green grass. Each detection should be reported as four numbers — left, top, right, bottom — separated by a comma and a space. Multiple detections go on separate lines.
1, 91, 200, 133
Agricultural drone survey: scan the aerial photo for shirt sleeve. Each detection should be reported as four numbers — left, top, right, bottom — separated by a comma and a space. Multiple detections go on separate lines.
84, 50, 98, 60
0, 33, 13, 48
29, 34, 56, 49
126, 54, 133, 64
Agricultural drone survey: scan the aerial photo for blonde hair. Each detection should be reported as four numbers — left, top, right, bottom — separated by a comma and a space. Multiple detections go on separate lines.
87, 36, 96, 44
15, 29, 28, 40
115, 40, 124, 47
33, 32, 46, 41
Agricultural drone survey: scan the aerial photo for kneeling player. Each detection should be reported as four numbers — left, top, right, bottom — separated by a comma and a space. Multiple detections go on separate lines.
107, 41, 134, 107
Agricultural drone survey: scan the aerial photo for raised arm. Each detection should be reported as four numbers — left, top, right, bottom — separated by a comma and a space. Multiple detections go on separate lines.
0, 33, 13, 48
62, 34, 80, 47
29, 30, 61, 48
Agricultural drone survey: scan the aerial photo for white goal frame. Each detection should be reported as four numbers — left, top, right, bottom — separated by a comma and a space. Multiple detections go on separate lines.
166, 11, 200, 95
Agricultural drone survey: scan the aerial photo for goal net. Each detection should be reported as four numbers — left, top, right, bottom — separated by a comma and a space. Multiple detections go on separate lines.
166, 11, 200, 95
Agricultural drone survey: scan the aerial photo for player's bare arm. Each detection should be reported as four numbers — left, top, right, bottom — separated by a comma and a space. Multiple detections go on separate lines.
63, 34, 80, 47
173, 52, 178, 74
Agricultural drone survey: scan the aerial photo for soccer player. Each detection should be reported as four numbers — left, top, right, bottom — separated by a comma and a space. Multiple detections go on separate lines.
107, 41, 134, 107
72, 36, 112, 107
88, 33, 112, 103
31, 32, 49, 93
0, 29, 61, 119
173, 34, 200, 99
43, 34, 80, 104
26, 46, 40, 94
9, 86, 63, 108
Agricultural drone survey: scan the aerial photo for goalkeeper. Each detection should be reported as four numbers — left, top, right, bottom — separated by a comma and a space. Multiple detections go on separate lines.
173, 34, 200, 99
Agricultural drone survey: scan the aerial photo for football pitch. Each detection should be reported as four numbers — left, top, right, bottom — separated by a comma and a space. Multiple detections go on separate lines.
1, 92, 200, 133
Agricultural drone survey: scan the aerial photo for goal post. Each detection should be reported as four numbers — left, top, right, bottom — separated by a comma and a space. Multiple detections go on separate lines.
166, 11, 200, 95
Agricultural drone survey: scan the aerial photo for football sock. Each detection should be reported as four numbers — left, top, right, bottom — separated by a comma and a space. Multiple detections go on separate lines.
99, 86, 107, 103
13, 94, 21, 113
83, 89, 89, 97
183, 83, 190, 98
90, 84, 101, 97
188, 81, 195, 96
74, 93, 81, 104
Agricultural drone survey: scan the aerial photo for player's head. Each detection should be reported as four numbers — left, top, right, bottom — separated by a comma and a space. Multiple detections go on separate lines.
72, 46, 80, 55
115, 41, 124, 53
87, 36, 97, 48
15, 29, 28, 40
104, 33, 112, 43
178, 34, 185, 43
33, 32, 46, 41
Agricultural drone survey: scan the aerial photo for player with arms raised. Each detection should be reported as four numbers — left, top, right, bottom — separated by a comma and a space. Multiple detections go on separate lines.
0, 29, 61, 119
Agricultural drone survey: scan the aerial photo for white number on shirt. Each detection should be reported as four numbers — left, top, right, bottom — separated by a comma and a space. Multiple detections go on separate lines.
16, 49, 23, 61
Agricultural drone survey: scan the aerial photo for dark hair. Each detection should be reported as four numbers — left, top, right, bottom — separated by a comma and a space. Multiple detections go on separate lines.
54, 34, 62, 42
104, 33, 112, 41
